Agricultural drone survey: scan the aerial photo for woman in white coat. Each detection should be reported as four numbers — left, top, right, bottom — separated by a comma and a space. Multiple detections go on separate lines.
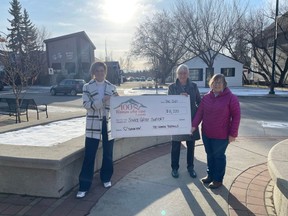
77, 62, 118, 198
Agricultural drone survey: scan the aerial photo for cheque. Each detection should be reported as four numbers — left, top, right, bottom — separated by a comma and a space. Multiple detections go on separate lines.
110, 95, 192, 138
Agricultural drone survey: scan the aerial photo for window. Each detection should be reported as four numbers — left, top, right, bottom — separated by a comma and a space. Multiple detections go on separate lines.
189, 68, 203, 81
65, 62, 76, 74
221, 68, 235, 77
51, 63, 61, 73
82, 63, 90, 73
52, 63, 61, 69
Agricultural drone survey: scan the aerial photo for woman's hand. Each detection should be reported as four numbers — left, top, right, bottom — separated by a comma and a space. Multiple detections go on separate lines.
103, 95, 111, 103
191, 127, 196, 134
229, 136, 236, 143
180, 92, 188, 97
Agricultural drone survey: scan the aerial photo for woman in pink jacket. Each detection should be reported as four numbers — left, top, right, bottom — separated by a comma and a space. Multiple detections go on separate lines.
192, 74, 240, 189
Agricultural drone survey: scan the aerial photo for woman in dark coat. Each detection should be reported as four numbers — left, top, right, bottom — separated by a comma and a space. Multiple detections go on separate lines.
168, 64, 201, 178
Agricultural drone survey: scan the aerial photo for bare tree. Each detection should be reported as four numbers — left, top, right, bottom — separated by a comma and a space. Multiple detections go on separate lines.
36, 26, 51, 50
1, 39, 44, 122
0, 0, 47, 122
225, 15, 251, 66
174, 0, 245, 84
131, 10, 190, 83
239, 7, 288, 86
225, 15, 252, 84
119, 53, 134, 72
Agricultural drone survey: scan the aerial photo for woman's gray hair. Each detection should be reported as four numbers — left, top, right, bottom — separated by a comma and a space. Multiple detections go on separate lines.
209, 74, 227, 88
176, 64, 189, 74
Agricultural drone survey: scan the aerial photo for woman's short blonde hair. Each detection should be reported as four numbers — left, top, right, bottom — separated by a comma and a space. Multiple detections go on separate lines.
209, 74, 227, 88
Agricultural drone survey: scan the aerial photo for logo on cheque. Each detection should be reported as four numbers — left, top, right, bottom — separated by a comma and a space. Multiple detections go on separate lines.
114, 99, 147, 114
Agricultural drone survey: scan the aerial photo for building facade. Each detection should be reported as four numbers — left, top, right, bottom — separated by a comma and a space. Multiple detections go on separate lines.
179, 52, 243, 87
44, 31, 96, 84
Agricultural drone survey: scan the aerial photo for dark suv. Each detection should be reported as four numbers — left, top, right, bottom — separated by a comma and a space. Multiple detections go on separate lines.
50, 79, 86, 96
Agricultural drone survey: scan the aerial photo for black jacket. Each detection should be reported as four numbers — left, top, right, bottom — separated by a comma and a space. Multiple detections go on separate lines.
168, 78, 201, 141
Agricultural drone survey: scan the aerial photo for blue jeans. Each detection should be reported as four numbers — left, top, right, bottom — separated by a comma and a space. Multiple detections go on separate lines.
202, 134, 228, 182
78, 119, 114, 191
171, 140, 195, 171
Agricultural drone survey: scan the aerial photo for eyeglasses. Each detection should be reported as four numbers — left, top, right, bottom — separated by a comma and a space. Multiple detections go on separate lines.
213, 81, 223, 85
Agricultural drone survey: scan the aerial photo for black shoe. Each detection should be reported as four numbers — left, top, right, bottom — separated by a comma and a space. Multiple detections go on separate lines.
201, 176, 213, 184
208, 181, 223, 189
188, 169, 197, 178
171, 169, 179, 178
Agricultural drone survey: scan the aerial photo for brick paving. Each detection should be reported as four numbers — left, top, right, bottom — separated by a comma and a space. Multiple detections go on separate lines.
0, 141, 276, 216
228, 163, 276, 216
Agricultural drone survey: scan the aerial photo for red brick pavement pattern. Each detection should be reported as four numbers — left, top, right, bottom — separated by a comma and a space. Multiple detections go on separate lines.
228, 163, 276, 216
0, 143, 171, 216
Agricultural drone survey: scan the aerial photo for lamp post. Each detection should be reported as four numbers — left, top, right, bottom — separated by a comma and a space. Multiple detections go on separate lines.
269, 0, 279, 95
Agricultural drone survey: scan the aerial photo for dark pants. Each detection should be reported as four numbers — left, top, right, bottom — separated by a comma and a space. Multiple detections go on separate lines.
171, 140, 195, 171
202, 134, 229, 182
78, 119, 114, 191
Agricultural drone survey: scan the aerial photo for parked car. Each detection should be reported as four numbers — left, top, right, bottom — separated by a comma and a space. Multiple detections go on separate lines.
146, 77, 153, 82
126, 76, 134, 82
50, 79, 86, 96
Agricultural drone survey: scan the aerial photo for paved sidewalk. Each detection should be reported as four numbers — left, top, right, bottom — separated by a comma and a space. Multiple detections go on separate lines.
0, 136, 282, 216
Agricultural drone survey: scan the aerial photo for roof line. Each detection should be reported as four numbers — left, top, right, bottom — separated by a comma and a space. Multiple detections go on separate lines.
44, 31, 96, 49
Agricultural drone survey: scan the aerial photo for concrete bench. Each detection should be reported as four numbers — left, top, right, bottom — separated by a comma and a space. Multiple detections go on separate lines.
268, 139, 288, 216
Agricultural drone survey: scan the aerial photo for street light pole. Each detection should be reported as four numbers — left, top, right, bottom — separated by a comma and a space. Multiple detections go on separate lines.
269, 0, 279, 95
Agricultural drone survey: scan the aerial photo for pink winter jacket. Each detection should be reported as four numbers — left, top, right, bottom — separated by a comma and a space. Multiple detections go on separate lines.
192, 87, 241, 139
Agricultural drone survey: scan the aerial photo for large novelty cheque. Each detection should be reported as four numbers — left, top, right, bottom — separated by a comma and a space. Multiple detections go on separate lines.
110, 95, 192, 138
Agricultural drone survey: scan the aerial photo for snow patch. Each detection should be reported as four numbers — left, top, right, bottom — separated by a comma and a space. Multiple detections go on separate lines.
0, 117, 86, 146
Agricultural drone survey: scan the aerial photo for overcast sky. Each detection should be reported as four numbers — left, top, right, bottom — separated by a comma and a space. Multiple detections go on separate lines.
0, 0, 283, 69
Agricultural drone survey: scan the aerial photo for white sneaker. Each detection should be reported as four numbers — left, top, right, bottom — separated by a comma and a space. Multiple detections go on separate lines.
103, 181, 112, 188
76, 191, 87, 198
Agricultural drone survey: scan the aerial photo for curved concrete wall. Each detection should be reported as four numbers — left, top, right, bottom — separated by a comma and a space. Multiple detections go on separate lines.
0, 135, 170, 197
268, 139, 288, 216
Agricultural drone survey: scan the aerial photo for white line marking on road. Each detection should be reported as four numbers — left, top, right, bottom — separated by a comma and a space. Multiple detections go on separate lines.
257, 121, 288, 128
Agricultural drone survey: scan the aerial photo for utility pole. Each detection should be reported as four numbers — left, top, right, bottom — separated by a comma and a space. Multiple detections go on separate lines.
269, 0, 279, 95
105, 39, 108, 62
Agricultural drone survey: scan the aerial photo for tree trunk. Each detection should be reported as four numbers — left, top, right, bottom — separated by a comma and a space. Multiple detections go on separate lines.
277, 58, 288, 87
242, 73, 249, 85
15, 95, 21, 123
